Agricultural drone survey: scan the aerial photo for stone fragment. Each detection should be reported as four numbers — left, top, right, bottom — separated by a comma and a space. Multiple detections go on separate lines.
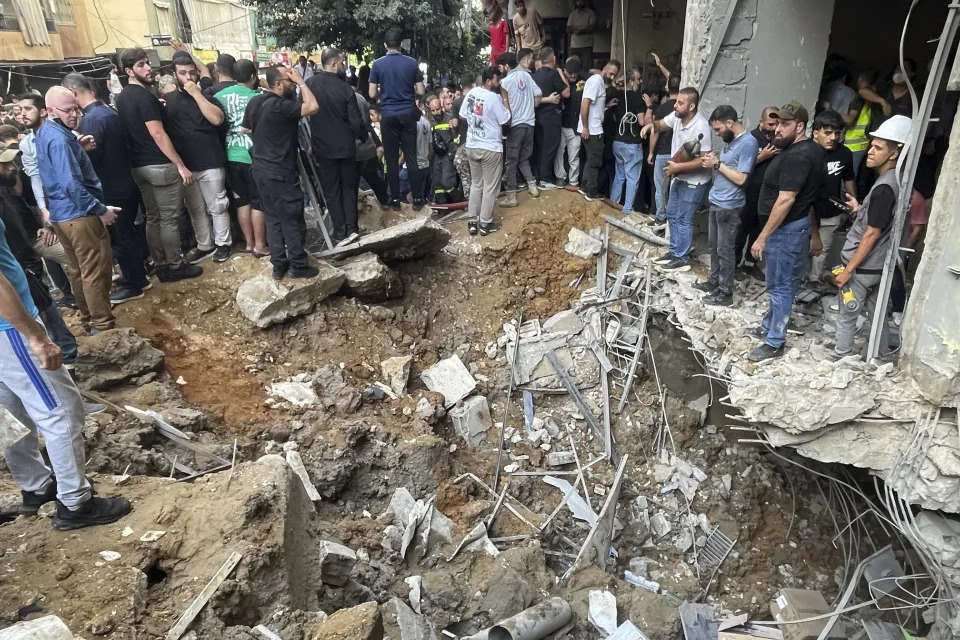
318, 541, 357, 586
236, 263, 345, 329
386, 488, 417, 526
564, 227, 603, 259
339, 252, 404, 302
73, 328, 164, 391
381, 356, 413, 396
675, 528, 694, 552
307, 602, 383, 640
543, 309, 584, 335
650, 512, 671, 538
587, 590, 618, 636
157, 407, 206, 431
315, 365, 361, 414
0, 616, 75, 640
319, 216, 450, 262
269, 382, 318, 408
420, 356, 476, 407
448, 395, 493, 447
381, 597, 427, 640
0, 405, 29, 450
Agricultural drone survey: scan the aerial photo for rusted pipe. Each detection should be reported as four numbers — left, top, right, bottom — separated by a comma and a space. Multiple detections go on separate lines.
465, 598, 572, 640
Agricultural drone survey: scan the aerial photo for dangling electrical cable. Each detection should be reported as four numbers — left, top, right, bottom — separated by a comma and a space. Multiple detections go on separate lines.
616, 0, 635, 138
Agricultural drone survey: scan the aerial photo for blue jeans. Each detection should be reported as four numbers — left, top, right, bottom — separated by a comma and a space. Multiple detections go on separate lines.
41, 301, 77, 365
707, 205, 742, 296
653, 154, 670, 220
611, 142, 643, 213
760, 216, 812, 348
666, 179, 710, 260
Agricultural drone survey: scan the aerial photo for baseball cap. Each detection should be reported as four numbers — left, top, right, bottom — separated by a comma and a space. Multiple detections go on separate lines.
171, 50, 193, 64
771, 100, 809, 123
0, 147, 20, 162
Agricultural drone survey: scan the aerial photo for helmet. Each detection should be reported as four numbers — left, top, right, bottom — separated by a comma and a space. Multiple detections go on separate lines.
872, 115, 912, 145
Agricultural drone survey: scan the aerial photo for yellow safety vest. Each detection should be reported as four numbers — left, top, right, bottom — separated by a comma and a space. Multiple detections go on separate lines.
845, 102, 873, 152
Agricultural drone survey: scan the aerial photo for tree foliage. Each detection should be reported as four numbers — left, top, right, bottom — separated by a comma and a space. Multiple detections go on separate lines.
248, 0, 485, 77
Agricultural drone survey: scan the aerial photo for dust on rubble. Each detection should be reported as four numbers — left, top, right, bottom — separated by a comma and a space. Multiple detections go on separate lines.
0, 192, 893, 639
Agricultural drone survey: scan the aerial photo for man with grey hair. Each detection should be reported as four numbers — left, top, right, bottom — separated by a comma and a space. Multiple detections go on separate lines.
62, 73, 149, 304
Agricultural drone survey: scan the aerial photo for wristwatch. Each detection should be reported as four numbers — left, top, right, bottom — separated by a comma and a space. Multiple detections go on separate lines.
714, 161, 721, 171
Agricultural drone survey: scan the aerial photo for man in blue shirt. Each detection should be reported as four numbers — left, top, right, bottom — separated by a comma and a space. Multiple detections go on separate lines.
695, 105, 759, 306
0, 216, 131, 529
62, 73, 149, 305
35, 87, 120, 334
368, 27, 427, 211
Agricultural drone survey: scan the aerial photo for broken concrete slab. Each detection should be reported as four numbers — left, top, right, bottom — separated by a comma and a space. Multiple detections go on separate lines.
339, 252, 404, 302
381, 356, 413, 397
269, 381, 318, 407
73, 327, 164, 391
564, 227, 603, 259
420, 355, 476, 407
543, 309, 584, 336
286, 450, 322, 504
449, 395, 493, 447
237, 263, 345, 328
318, 540, 357, 586
381, 597, 428, 640
318, 216, 451, 262
307, 602, 383, 640
0, 615, 74, 640
315, 365, 362, 414
546, 451, 576, 467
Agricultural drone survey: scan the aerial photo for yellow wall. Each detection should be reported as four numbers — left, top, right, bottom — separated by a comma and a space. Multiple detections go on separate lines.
83, 0, 154, 54
0, 32, 65, 61
60, 0, 96, 58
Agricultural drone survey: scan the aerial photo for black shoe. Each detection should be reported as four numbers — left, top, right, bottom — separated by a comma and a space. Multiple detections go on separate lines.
653, 253, 677, 265
659, 257, 691, 272
289, 264, 319, 279
272, 263, 289, 281
56, 295, 77, 310
747, 343, 785, 362
184, 246, 215, 264
468, 221, 478, 236
110, 288, 145, 306
412, 198, 425, 211
704, 291, 733, 307
52, 496, 132, 531
20, 481, 57, 516
213, 245, 231, 263
158, 263, 203, 282
692, 281, 716, 293
479, 221, 502, 236
389, 200, 402, 212
747, 325, 765, 339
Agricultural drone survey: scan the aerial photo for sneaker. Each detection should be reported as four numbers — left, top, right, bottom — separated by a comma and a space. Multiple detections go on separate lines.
654, 253, 678, 265
747, 343, 785, 363
692, 281, 716, 293
412, 198, 425, 211
747, 325, 765, 338
537, 181, 558, 190
184, 246, 215, 264
704, 291, 733, 307
52, 496, 132, 531
109, 288, 144, 305
20, 481, 57, 516
500, 192, 518, 208
158, 263, 203, 283
84, 402, 106, 415
140, 281, 154, 292
272, 264, 289, 281
468, 221, 478, 236
479, 221, 502, 236
56, 295, 77, 310
659, 257, 691, 272
390, 200, 402, 212
580, 191, 599, 202
527, 181, 539, 198
213, 245, 231, 263
289, 264, 320, 279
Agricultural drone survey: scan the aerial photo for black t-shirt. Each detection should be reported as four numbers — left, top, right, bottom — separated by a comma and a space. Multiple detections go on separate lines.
243, 92, 303, 175
561, 76, 584, 129
115, 84, 169, 167
452, 95, 467, 141
758, 139, 825, 225
531, 67, 567, 116
815, 145, 855, 219
613, 90, 647, 144
653, 99, 676, 155
203, 80, 236, 100
866, 184, 896, 231
161, 89, 227, 171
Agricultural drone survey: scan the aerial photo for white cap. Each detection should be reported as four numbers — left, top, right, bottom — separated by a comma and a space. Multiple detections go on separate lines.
872, 115, 912, 145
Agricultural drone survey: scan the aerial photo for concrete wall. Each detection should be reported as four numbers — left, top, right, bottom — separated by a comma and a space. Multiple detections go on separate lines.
612, 0, 685, 74
85, 0, 156, 54
529, 0, 613, 56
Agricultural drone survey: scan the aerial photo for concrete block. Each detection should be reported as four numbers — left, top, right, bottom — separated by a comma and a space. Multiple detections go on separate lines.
307, 602, 382, 640
269, 382, 318, 407
319, 216, 450, 262
420, 355, 476, 407
564, 227, 603, 259
546, 451, 576, 466
381, 356, 413, 396
449, 395, 493, 447
318, 540, 357, 586
340, 252, 403, 302
0, 616, 74, 640
543, 309, 583, 336
236, 263, 345, 329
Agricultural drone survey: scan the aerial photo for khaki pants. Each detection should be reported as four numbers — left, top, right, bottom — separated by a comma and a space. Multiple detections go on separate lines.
465, 147, 503, 225
52, 216, 115, 332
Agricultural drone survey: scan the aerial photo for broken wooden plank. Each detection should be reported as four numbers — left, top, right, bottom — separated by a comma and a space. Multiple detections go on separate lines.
600, 214, 670, 247
285, 451, 322, 503
166, 551, 242, 640
546, 350, 603, 442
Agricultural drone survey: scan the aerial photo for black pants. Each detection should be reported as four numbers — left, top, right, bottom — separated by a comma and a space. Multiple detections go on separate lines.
253, 170, 309, 269
107, 192, 148, 290
735, 204, 762, 265
358, 156, 389, 206
581, 135, 604, 197
314, 154, 359, 240
382, 108, 424, 203
44, 258, 71, 297
534, 110, 562, 182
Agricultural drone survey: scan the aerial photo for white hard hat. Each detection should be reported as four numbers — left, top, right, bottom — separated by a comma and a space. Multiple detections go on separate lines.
872, 114, 912, 145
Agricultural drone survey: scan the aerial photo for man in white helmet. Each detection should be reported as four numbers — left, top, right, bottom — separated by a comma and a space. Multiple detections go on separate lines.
832, 114, 911, 360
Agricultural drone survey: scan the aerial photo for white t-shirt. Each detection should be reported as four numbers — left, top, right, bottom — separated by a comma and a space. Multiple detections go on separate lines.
577, 74, 606, 136
459, 87, 511, 153
663, 111, 714, 185
501, 68, 541, 127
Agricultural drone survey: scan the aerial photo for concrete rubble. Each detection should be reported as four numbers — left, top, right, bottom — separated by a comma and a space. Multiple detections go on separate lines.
73, 327, 165, 391
318, 540, 358, 586
420, 355, 476, 407
381, 356, 413, 396
339, 252, 404, 302
319, 216, 451, 261
236, 263, 346, 328
564, 227, 603, 259
449, 395, 493, 446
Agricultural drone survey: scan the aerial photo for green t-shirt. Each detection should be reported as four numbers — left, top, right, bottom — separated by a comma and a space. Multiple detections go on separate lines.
215, 84, 257, 164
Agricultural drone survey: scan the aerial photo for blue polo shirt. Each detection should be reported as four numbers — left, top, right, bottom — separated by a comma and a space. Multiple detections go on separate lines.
0, 219, 38, 331
708, 130, 759, 209
80, 101, 136, 201
369, 51, 422, 117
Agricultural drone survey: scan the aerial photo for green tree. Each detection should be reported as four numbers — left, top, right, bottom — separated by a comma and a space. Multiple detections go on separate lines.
248, 0, 484, 78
